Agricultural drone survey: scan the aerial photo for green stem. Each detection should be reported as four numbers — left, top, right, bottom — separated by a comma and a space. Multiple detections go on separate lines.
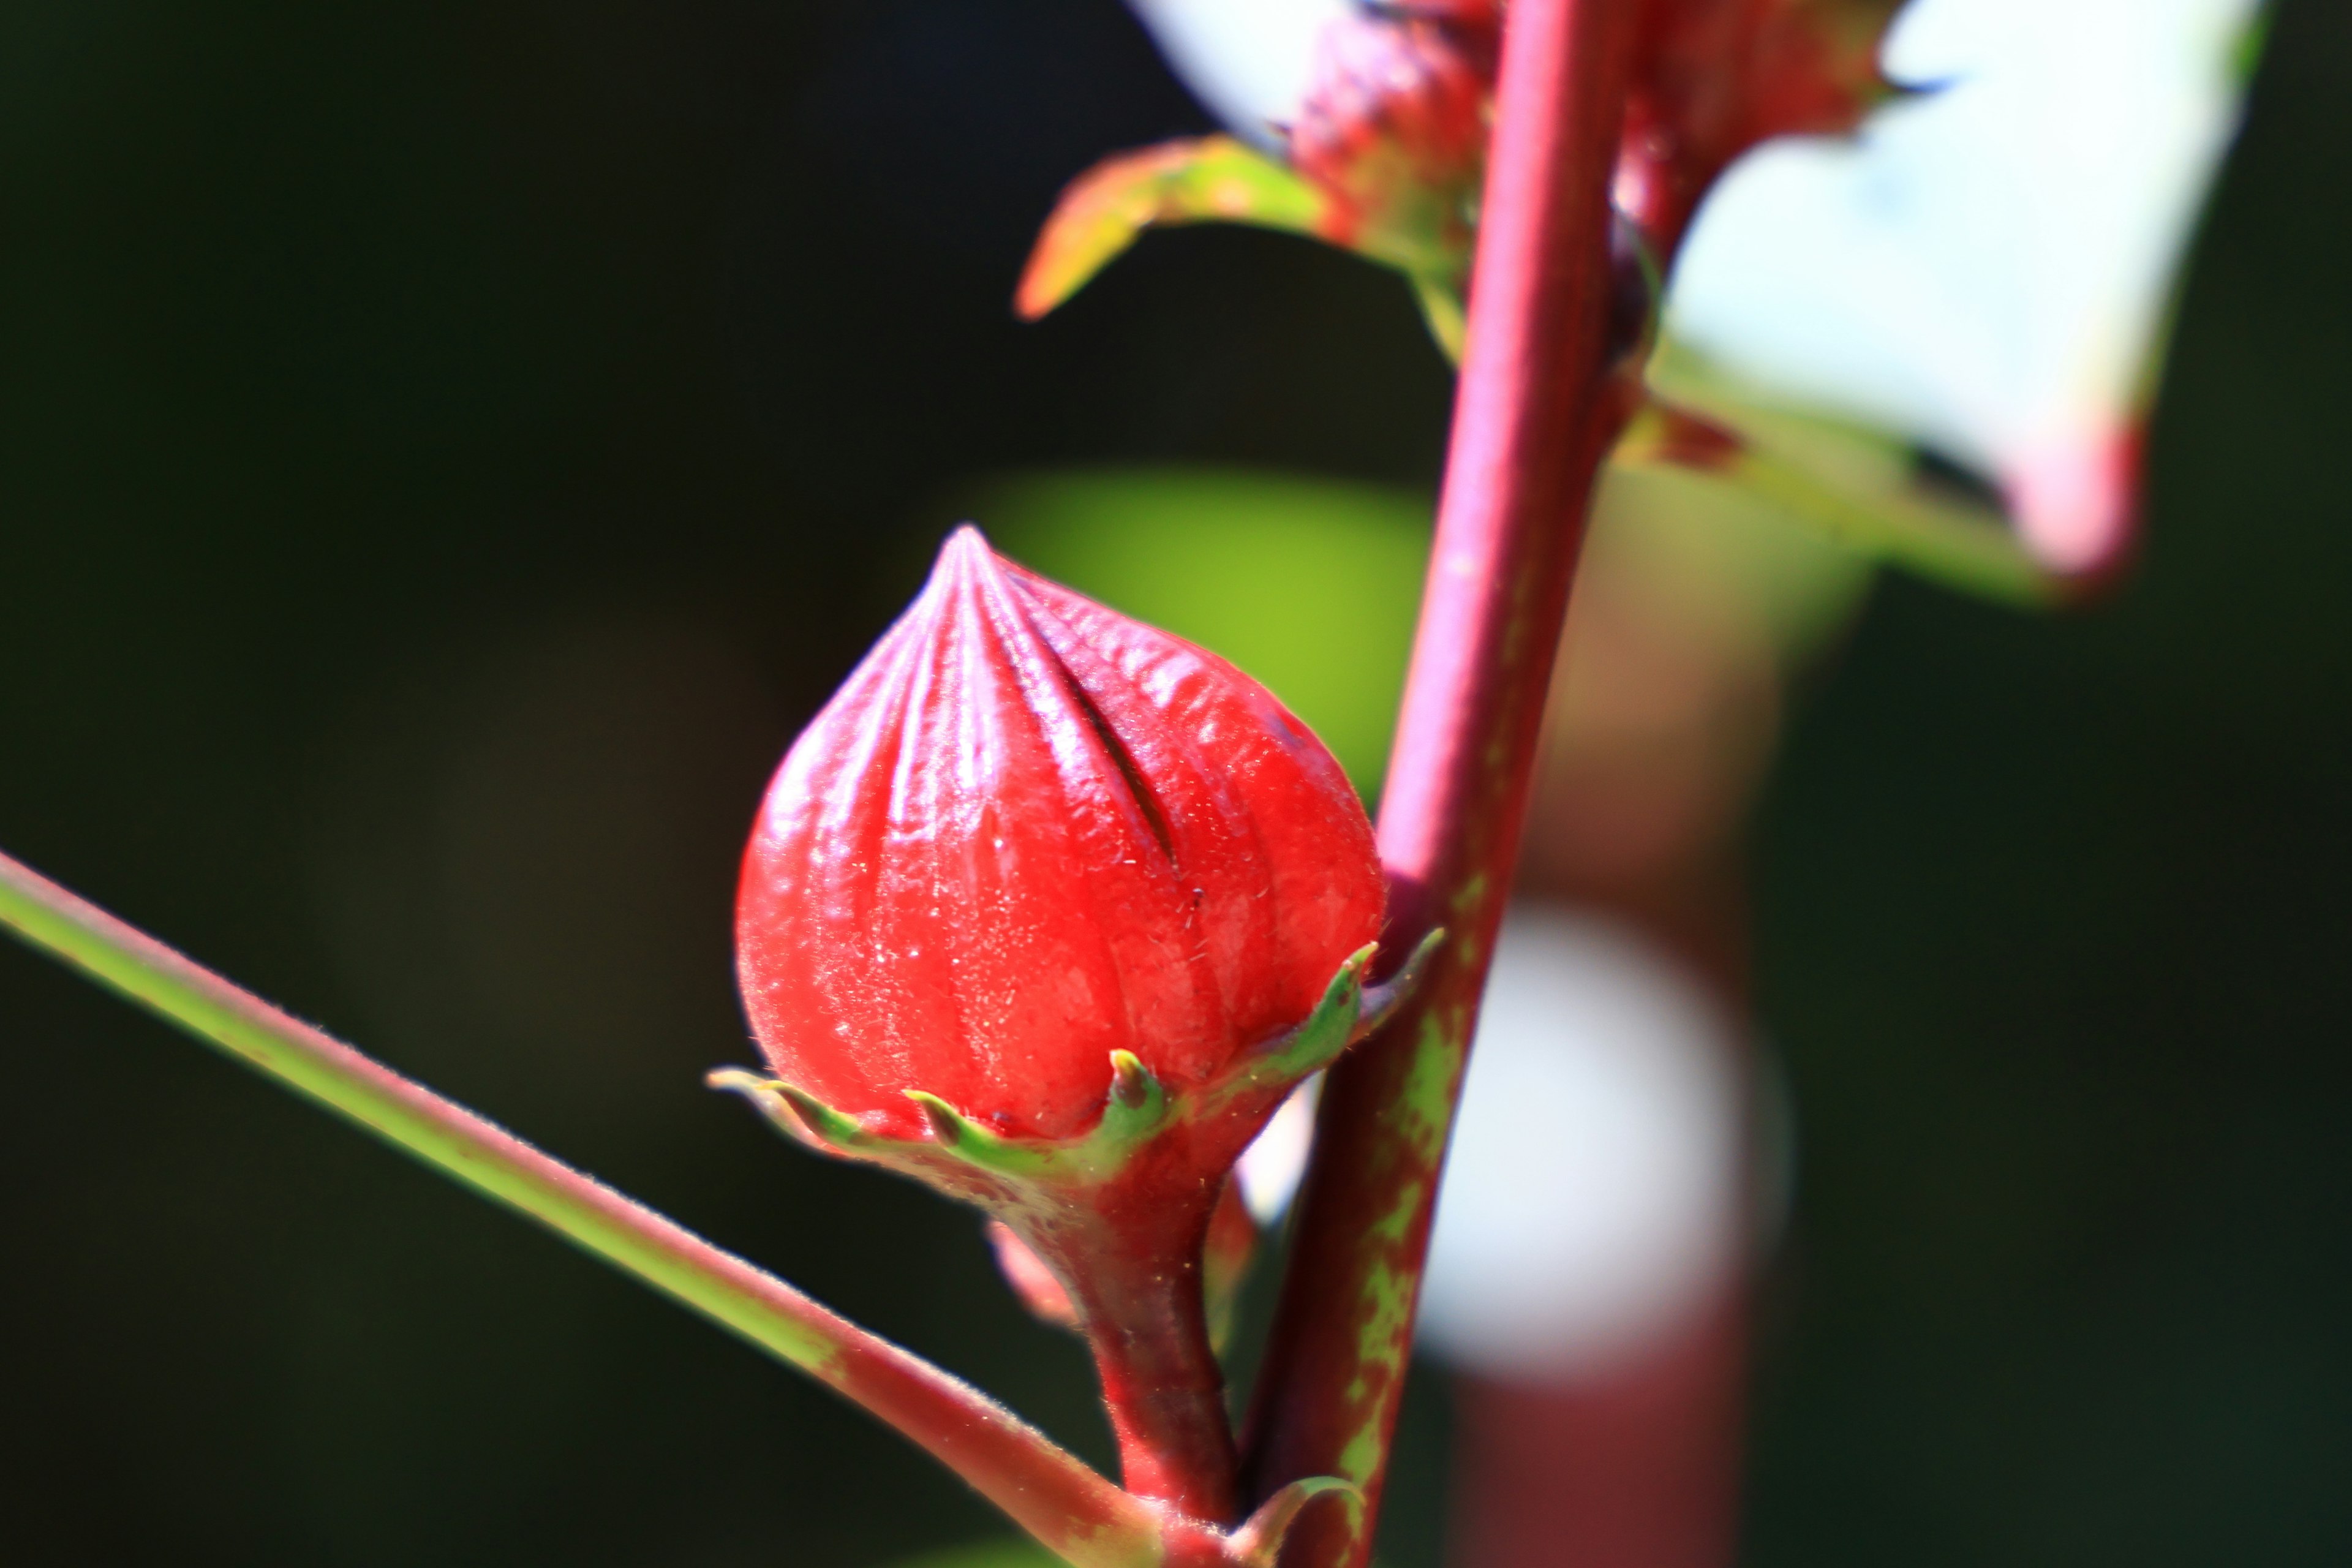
0, 848, 1164, 1568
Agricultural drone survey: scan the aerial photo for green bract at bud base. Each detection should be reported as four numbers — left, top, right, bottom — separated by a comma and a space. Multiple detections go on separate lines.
712, 933, 1438, 1526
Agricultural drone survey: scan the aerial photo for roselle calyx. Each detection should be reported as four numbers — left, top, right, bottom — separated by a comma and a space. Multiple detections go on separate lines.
1286, 9, 1494, 279
717, 527, 1428, 1523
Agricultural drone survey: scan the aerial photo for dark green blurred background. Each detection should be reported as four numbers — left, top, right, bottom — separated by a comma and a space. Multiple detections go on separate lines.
2, 2, 2347, 1564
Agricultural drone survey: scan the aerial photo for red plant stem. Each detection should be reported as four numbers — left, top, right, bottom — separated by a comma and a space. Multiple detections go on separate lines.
1242, 0, 1642, 1558
0, 848, 1170, 1568
1042, 1205, 1240, 1523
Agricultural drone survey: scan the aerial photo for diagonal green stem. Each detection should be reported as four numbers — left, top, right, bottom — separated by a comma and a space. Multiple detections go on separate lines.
0, 847, 1165, 1568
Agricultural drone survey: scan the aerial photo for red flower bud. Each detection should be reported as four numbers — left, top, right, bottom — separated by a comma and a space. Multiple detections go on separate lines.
725, 529, 1408, 1519
735, 526, 1385, 1142
1619, 0, 1902, 251
1287, 13, 1494, 274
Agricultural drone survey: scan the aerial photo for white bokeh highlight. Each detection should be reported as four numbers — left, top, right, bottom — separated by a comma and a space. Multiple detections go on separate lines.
1237, 1071, 1322, 1223
1665, 0, 2261, 565
1232, 905, 1752, 1379
1415, 905, 1747, 1379
1123, 0, 2258, 569
1123, 0, 1348, 148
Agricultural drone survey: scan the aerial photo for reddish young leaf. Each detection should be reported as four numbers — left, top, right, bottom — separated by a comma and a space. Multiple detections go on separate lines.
1015, 136, 1327, 321
1618, 0, 1905, 247
1284, 10, 1495, 276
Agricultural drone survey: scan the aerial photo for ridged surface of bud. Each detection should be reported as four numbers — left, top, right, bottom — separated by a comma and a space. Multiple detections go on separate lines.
736, 527, 1384, 1142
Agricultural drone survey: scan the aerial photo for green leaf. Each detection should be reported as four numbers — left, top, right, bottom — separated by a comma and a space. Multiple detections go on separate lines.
1624, 337, 2062, 608
1016, 136, 1327, 320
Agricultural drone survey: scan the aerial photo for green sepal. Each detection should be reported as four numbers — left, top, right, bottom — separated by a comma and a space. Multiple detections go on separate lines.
1213, 928, 1445, 1107
902, 1091, 1056, 1177
707, 1067, 872, 1151
1222, 942, 1376, 1098
1101, 1049, 1171, 1137
710, 939, 1441, 1204
1357, 927, 1444, 1038
1226, 1476, 1364, 1568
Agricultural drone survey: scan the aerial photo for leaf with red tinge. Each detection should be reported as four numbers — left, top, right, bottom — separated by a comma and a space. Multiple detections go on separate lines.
1282, 11, 1491, 277
1019, 11, 1488, 339
1620, 342, 2062, 608
1620, 0, 1906, 248
1014, 135, 1325, 320
1663, 0, 2264, 582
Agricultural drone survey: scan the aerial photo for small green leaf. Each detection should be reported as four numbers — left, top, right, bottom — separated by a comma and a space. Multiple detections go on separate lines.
1016, 135, 1328, 320
1227, 1476, 1364, 1568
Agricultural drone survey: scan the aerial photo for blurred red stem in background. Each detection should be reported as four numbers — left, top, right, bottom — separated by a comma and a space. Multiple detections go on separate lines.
1241, 0, 1644, 1562
1449, 1294, 1750, 1568
1451, 846, 1756, 1568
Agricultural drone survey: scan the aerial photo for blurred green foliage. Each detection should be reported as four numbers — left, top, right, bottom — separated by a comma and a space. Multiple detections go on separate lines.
971, 458, 1871, 804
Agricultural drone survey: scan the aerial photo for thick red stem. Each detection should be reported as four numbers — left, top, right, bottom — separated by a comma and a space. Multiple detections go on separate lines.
1241, 0, 1642, 1559
1025, 1201, 1241, 1523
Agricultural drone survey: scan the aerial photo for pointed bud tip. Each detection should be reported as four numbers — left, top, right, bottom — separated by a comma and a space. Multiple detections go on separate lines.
916, 523, 1024, 616
935, 522, 997, 578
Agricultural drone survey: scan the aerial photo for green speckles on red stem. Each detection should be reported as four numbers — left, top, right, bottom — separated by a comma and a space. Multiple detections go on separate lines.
1396, 1008, 1474, 1163
1334, 1209, 1422, 1481
1450, 870, 1491, 923
1240, 2, 1648, 1559
1332, 1001, 1474, 1487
